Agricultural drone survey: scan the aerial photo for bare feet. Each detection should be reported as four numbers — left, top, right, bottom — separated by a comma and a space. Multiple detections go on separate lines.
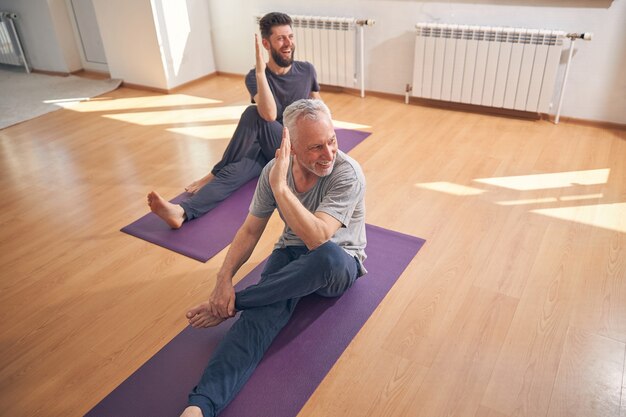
180, 405, 203, 417
186, 302, 227, 328
147, 191, 185, 229
185, 173, 215, 194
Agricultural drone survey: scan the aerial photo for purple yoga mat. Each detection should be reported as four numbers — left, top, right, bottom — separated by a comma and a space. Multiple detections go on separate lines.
86, 224, 425, 417
121, 128, 371, 262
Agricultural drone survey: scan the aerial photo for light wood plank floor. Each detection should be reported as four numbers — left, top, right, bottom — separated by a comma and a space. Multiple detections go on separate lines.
1, 74, 625, 417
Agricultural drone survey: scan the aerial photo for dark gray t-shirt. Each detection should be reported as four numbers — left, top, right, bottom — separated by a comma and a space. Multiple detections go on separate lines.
245, 61, 320, 123
249, 150, 367, 273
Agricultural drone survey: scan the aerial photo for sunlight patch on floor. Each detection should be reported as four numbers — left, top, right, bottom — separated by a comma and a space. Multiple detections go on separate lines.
415, 182, 486, 196
474, 169, 610, 191
168, 124, 238, 140
103, 105, 248, 126
65, 94, 223, 112
532, 202, 626, 233
496, 194, 604, 206
496, 197, 558, 206
333, 120, 372, 130
44, 97, 90, 106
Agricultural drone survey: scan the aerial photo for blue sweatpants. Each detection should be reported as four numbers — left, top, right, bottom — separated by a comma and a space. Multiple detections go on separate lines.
180, 105, 283, 220
187, 242, 360, 416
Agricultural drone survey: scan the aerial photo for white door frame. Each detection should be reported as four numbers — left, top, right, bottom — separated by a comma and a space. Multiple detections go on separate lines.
65, 0, 109, 72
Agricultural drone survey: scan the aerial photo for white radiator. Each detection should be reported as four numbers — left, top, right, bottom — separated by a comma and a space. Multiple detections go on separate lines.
412, 23, 565, 113
0, 12, 29, 72
255, 15, 373, 96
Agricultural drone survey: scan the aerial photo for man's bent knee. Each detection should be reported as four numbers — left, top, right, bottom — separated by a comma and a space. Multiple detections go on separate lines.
240, 105, 265, 125
312, 244, 358, 298
308, 241, 353, 274
311, 240, 345, 256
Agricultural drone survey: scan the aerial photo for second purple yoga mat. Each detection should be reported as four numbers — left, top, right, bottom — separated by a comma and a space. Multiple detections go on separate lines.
121, 128, 371, 262
86, 224, 425, 417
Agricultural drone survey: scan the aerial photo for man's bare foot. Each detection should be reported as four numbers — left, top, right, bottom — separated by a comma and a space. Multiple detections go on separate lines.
185, 173, 215, 194
186, 302, 227, 328
180, 405, 203, 417
147, 191, 185, 229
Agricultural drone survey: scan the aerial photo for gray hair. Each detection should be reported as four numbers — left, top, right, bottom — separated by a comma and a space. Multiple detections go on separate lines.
283, 99, 332, 144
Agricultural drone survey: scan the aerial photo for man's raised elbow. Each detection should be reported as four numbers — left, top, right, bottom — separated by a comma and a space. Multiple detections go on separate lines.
304, 232, 333, 251
305, 238, 328, 251
258, 109, 277, 122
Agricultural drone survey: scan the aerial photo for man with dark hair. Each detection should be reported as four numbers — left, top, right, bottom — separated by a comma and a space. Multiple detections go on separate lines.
179, 99, 367, 417
148, 12, 321, 229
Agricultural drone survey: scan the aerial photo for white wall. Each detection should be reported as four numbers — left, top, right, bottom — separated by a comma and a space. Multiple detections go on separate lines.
0, 0, 80, 72
0, 0, 216, 89
91, 0, 215, 90
208, 0, 626, 124
152, 0, 216, 89
92, 0, 167, 88
48, 0, 82, 72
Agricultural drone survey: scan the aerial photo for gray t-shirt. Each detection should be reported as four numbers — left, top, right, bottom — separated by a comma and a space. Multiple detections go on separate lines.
245, 61, 320, 123
250, 150, 367, 273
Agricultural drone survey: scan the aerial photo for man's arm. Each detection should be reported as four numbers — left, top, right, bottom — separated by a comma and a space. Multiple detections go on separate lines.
253, 34, 278, 121
269, 129, 342, 250
209, 213, 270, 318
310, 91, 322, 100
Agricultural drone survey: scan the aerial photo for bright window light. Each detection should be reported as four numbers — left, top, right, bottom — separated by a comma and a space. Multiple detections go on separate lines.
157, 0, 190, 77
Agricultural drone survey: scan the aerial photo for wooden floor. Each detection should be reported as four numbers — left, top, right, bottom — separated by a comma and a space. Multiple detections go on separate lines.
1, 74, 625, 417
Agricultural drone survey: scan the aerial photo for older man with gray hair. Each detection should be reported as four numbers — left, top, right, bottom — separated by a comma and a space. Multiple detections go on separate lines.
180, 99, 367, 417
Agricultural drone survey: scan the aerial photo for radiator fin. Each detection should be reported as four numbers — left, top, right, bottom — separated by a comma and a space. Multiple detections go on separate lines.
412, 23, 564, 113
0, 12, 29, 72
256, 15, 358, 89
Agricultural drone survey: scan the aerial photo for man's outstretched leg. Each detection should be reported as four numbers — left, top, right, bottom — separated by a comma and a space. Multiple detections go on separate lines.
147, 156, 264, 229
185, 173, 215, 194
180, 155, 264, 221
180, 243, 358, 417
148, 105, 283, 228
183, 298, 300, 417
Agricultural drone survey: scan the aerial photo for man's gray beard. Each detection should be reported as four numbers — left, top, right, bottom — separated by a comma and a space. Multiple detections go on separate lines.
303, 158, 335, 178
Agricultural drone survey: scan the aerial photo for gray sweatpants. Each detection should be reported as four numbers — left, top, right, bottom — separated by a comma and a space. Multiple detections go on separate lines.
180, 105, 283, 220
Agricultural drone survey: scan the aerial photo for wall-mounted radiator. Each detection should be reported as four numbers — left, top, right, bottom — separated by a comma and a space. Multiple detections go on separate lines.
412, 23, 565, 113
255, 15, 374, 97
0, 12, 29, 72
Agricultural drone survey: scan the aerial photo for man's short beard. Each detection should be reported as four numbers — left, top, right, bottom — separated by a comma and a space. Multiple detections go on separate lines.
271, 46, 295, 68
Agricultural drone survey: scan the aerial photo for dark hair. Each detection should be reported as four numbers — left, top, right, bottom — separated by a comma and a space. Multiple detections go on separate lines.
259, 12, 292, 39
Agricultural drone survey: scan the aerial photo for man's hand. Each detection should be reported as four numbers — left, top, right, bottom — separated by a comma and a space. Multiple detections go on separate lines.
269, 127, 291, 192
255, 34, 266, 74
209, 279, 236, 319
